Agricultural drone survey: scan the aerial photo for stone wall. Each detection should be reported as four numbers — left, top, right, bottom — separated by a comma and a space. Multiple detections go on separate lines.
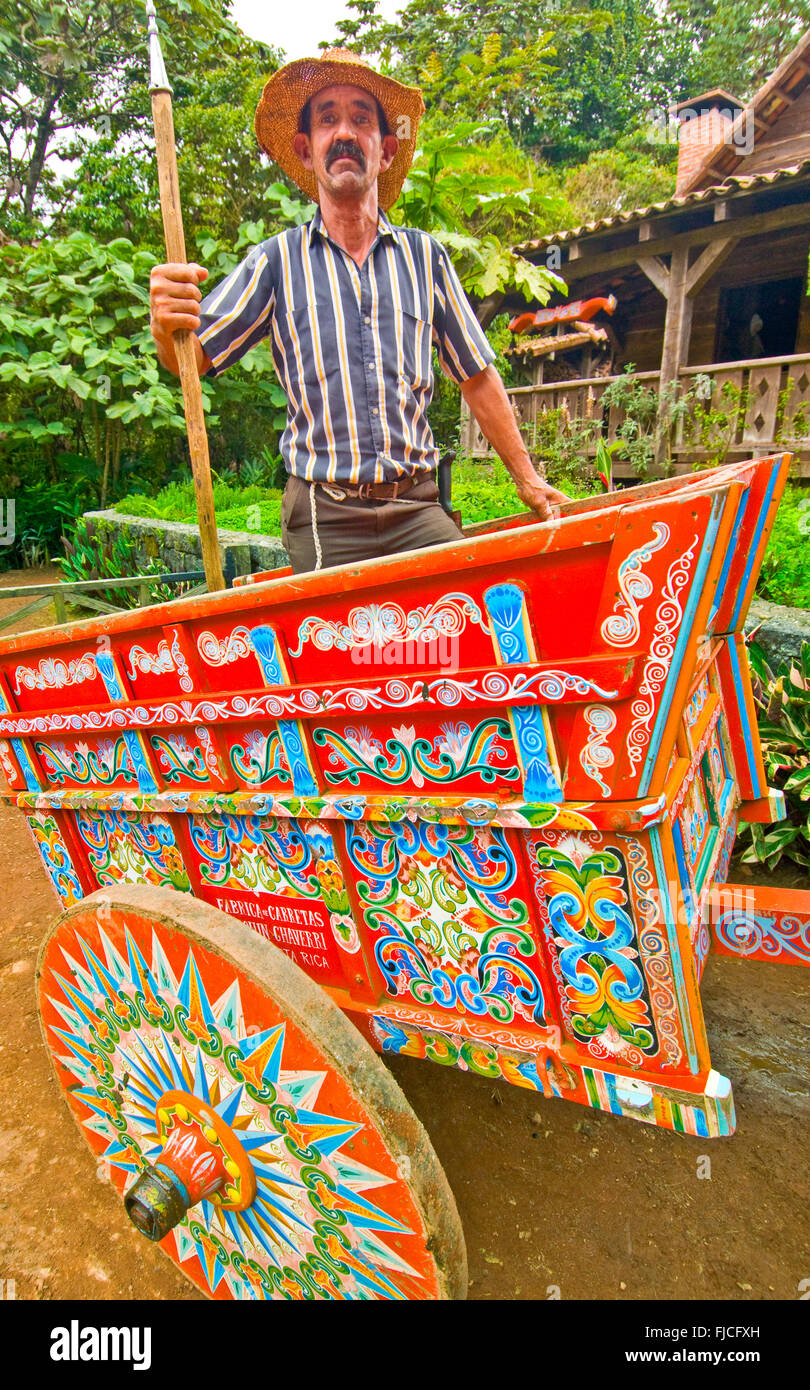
83, 509, 289, 581
744, 597, 810, 669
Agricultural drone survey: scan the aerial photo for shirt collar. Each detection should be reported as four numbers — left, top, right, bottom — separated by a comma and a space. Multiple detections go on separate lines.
308, 205, 402, 247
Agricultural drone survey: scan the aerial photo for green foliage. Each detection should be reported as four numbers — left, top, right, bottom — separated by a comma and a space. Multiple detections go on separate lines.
735, 641, 810, 869
58, 518, 177, 609
0, 231, 182, 456
449, 455, 529, 524
0, 225, 291, 557
114, 479, 284, 537
0, 0, 257, 229
525, 406, 607, 494
565, 368, 750, 482
757, 486, 810, 610
658, 0, 810, 103
110, 454, 596, 536
8, 453, 101, 569
394, 121, 566, 304
451, 453, 597, 520
678, 375, 744, 470
0, 231, 185, 559
334, 1, 565, 137
595, 368, 662, 477
557, 138, 678, 224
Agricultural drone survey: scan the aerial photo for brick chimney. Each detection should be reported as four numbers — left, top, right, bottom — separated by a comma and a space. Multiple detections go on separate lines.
672, 90, 744, 194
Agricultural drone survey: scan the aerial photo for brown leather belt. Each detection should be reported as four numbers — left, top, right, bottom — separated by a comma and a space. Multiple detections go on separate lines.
309, 471, 435, 501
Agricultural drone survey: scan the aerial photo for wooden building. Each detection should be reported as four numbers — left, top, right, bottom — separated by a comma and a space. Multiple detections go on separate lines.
462, 29, 810, 476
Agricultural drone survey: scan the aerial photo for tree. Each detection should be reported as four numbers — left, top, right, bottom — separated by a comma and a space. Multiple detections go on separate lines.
533, 0, 664, 163
0, 227, 288, 538
655, 0, 810, 101
558, 138, 677, 223
334, 1, 573, 141
395, 121, 566, 304
0, 0, 271, 234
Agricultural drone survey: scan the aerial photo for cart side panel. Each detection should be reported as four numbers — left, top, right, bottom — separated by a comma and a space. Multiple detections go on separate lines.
341, 817, 562, 1039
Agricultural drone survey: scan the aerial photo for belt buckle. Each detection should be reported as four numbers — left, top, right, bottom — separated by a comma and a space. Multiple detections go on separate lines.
358, 482, 372, 500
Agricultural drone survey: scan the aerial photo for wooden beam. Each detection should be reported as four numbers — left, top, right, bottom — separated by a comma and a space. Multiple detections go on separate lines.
685, 237, 738, 296
549, 197, 810, 283
656, 246, 691, 466
0, 597, 49, 634
637, 255, 671, 297
0, 572, 204, 599
713, 200, 729, 221
65, 594, 124, 616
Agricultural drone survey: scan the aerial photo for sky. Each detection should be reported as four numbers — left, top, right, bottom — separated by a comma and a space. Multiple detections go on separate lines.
228, 1, 403, 62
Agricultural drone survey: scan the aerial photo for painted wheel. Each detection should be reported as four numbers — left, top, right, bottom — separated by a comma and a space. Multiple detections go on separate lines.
36, 884, 466, 1301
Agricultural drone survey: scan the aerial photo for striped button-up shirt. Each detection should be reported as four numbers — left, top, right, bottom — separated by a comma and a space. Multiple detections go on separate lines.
196, 207, 495, 484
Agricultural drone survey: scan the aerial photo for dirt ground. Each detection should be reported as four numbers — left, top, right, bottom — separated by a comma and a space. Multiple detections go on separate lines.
0, 575, 808, 1302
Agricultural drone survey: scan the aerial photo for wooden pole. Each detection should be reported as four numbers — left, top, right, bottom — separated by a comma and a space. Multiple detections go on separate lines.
146, 2, 225, 592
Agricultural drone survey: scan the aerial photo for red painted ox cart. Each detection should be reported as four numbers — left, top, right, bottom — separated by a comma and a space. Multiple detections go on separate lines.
1, 453, 806, 1300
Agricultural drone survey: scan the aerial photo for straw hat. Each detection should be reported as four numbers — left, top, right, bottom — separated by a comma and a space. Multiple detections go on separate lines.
254, 48, 425, 210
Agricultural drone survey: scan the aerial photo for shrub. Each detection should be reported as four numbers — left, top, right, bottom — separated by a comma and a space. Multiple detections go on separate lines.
114, 479, 283, 536
756, 485, 810, 610
734, 640, 810, 870
59, 519, 180, 609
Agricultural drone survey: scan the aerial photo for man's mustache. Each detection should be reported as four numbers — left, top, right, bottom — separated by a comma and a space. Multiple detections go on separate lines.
326, 140, 366, 172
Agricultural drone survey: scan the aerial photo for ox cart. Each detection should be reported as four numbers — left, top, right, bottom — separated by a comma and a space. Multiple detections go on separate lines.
1, 452, 807, 1301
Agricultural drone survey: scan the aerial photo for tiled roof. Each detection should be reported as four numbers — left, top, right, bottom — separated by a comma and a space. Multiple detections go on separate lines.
514, 158, 810, 256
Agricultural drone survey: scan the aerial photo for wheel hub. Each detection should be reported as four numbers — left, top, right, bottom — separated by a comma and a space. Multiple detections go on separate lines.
124, 1088, 257, 1242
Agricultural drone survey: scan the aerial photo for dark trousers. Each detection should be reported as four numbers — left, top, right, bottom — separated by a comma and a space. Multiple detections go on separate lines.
280, 474, 464, 574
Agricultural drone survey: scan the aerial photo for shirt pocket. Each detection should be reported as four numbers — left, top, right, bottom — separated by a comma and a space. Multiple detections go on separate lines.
401, 307, 433, 391
282, 301, 342, 388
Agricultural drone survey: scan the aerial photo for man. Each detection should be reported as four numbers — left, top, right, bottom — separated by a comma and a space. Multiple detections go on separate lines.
149, 48, 566, 574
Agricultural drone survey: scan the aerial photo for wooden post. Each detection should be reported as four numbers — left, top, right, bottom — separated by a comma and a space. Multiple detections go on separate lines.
146, 3, 225, 593
658, 247, 691, 397
638, 237, 739, 468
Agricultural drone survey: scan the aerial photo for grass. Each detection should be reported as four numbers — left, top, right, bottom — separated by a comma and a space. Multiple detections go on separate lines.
114, 479, 284, 537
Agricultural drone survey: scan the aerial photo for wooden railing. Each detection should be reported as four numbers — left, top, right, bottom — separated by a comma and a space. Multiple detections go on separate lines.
0, 570, 206, 634
461, 353, 810, 475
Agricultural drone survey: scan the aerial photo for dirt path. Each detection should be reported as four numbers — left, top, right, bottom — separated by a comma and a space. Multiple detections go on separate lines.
0, 578, 807, 1302
0, 566, 64, 637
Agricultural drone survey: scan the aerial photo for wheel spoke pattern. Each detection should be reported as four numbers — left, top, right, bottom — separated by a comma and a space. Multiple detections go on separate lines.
37, 886, 465, 1300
